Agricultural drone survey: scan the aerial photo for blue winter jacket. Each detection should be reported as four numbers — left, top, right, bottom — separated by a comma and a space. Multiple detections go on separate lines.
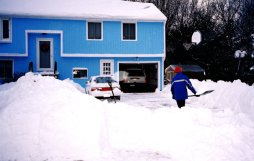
171, 72, 196, 100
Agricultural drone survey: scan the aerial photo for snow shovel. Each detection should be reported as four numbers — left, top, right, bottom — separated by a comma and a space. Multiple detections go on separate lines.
107, 81, 116, 103
189, 90, 214, 97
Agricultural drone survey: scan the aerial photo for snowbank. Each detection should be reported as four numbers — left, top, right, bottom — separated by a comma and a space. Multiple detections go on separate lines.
191, 79, 254, 120
0, 73, 254, 161
0, 73, 106, 160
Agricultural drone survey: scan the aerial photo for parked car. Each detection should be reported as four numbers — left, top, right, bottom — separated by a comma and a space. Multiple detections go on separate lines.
85, 75, 122, 100
120, 68, 147, 92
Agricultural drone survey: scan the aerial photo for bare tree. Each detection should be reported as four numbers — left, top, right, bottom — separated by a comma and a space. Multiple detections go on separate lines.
124, 0, 253, 81
238, 0, 254, 51
212, 0, 242, 45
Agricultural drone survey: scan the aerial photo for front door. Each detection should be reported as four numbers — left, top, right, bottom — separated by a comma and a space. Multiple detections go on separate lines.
37, 38, 53, 71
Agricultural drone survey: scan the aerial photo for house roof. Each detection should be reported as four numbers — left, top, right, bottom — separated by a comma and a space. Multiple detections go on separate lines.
0, 0, 167, 21
165, 65, 205, 73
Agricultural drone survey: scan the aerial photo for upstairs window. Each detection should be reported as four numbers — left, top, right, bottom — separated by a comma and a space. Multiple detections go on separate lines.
0, 60, 13, 79
0, 18, 12, 42
87, 22, 102, 40
122, 23, 136, 40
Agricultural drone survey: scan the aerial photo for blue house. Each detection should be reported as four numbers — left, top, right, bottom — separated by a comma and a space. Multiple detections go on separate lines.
0, 0, 166, 90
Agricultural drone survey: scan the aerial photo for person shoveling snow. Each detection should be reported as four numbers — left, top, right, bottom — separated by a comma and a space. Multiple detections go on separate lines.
171, 66, 197, 108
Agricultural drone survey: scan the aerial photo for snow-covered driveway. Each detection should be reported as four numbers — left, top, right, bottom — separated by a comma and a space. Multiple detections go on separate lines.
120, 83, 201, 110
121, 80, 254, 114
121, 92, 173, 109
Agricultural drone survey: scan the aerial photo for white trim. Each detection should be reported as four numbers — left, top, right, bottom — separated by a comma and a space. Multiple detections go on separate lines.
100, 59, 114, 76
0, 18, 12, 43
86, 21, 103, 41
117, 61, 161, 90
2, 14, 166, 22
163, 20, 166, 61
0, 59, 14, 79
61, 53, 164, 57
72, 67, 88, 79
0, 30, 62, 57
26, 29, 63, 34
0, 53, 27, 57
36, 38, 54, 71
162, 57, 164, 89
121, 21, 137, 41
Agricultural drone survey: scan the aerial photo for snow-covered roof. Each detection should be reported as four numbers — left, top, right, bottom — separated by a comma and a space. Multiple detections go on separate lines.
165, 65, 205, 73
0, 0, 167, 21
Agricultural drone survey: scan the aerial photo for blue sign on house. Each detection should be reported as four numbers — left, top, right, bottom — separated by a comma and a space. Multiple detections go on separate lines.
0, 0, 167, 90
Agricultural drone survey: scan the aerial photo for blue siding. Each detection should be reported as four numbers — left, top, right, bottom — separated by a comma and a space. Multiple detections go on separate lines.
0, 18, 164, 55
0, 17, 165, 90
1, 56, 164, 89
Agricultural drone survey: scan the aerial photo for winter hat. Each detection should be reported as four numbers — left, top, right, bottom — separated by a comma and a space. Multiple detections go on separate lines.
174, 66, 182, 73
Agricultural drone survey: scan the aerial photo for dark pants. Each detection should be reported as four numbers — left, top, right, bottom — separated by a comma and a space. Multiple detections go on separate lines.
176, 100, 185, 108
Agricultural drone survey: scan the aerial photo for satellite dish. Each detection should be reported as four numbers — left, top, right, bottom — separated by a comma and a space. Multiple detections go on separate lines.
192, 31, 202, 45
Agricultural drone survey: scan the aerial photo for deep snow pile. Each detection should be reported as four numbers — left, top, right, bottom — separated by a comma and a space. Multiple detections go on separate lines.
0, 73, 254, 161
162, 79, 254, 120
190, 79, 254, 118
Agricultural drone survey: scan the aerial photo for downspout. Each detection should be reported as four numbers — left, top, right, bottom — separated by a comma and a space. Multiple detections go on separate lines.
162, 20, 167, 90
163, 20, 167, 62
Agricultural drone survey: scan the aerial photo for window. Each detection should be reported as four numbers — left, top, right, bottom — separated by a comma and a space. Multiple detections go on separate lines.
100, 60, 114, 75
0, 60, 13, 79
122, 23, 136, 40
87, 22, 102, 40
0, 18, 12, 42
103, 62, 111, 75
95, 77, 116, 83
73, 68, 88, 79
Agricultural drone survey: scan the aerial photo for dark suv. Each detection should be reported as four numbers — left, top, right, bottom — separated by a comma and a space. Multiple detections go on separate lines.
120, 68, 147, 92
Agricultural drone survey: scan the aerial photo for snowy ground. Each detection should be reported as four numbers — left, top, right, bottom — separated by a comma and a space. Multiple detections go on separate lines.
0, 73, 254, 161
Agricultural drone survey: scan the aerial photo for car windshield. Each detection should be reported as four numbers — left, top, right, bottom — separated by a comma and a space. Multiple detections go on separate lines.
95, 77, 116, 83
127, 70, 144, 76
